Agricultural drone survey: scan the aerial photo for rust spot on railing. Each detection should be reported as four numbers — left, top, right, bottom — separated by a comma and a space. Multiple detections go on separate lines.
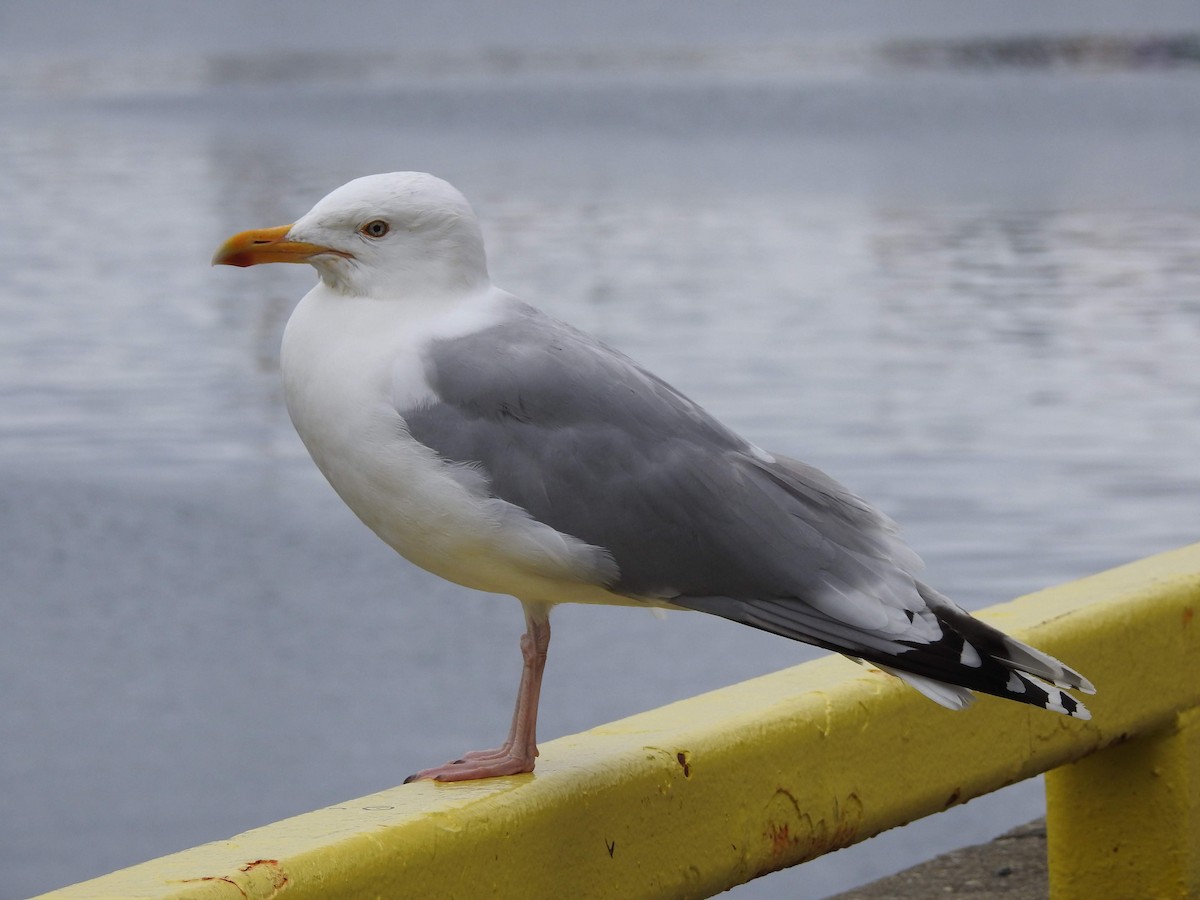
676, 750, 692, 778
178, 858, 287, 898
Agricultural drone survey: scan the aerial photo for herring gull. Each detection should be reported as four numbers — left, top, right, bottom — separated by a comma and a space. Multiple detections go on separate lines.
213, 172, 1093, 782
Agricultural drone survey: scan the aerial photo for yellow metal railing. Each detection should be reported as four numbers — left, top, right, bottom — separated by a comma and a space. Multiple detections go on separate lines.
36, 544, 1200, 900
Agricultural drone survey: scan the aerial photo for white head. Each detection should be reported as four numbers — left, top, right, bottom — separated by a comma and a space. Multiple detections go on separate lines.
213, 172, 490, 298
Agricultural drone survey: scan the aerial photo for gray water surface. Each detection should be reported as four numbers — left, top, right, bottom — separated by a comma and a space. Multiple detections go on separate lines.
3, 4, 1200, 898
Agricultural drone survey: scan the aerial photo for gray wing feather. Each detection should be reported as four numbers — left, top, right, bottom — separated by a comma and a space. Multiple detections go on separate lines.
399, 300, 1092, 718
401, 301, 924, 626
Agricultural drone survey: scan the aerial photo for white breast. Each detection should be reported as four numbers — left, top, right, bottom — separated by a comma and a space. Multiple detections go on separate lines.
279, 284, 620, 606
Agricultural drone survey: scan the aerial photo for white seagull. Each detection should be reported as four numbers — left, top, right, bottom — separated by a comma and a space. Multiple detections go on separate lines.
213, 172, 1093, 782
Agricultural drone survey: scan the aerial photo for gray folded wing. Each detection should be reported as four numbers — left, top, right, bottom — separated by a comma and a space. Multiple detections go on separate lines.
398, 298, 1092, 717
400, 300, 929, 631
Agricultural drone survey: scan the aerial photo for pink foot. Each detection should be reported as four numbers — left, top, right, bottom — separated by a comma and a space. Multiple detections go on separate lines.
458, 742, 540, 762
404, 749, 535, 783
403, 611, 550, 785
458, 744, 513, 762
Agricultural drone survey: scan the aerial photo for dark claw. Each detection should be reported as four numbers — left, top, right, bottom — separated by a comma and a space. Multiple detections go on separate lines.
403, 773, 417, 784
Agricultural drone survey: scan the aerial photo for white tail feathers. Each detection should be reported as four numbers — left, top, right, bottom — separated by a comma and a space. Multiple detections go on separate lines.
877, 665, 976, 710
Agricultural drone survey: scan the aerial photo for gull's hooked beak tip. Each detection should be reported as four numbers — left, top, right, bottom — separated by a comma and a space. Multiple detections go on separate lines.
211, 224, 294, 267
211, 224, 349, 268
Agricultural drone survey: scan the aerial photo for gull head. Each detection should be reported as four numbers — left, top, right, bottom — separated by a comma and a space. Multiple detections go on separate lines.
212, 172, 490, 298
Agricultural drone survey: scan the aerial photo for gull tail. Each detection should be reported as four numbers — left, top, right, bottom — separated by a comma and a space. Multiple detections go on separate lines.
877, 663, 1091, 720
677, 583, 1094, 719
900, 582, 1094, 719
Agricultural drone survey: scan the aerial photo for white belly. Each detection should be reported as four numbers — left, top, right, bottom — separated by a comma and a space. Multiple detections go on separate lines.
279, 285, 620, 606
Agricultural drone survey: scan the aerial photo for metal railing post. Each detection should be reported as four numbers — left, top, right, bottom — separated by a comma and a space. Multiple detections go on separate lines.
1046, 705, 1200, 899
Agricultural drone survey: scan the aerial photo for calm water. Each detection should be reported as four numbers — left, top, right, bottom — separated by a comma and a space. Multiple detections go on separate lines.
3, 4, 1200, 898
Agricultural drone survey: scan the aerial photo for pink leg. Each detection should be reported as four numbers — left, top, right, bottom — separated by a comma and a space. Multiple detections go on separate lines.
405, 610, 550, 782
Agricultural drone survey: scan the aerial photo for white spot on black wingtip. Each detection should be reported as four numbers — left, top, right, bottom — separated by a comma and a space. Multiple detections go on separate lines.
959, 641, 982, 668
1018, 671, 1092, 720
1053, 686, 1092, 720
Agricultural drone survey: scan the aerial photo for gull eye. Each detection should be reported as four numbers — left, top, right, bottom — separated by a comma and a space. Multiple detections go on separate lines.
360, 219, 390, 239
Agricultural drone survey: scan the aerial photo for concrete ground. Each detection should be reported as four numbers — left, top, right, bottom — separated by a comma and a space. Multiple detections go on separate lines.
829, 820, 1049, 899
